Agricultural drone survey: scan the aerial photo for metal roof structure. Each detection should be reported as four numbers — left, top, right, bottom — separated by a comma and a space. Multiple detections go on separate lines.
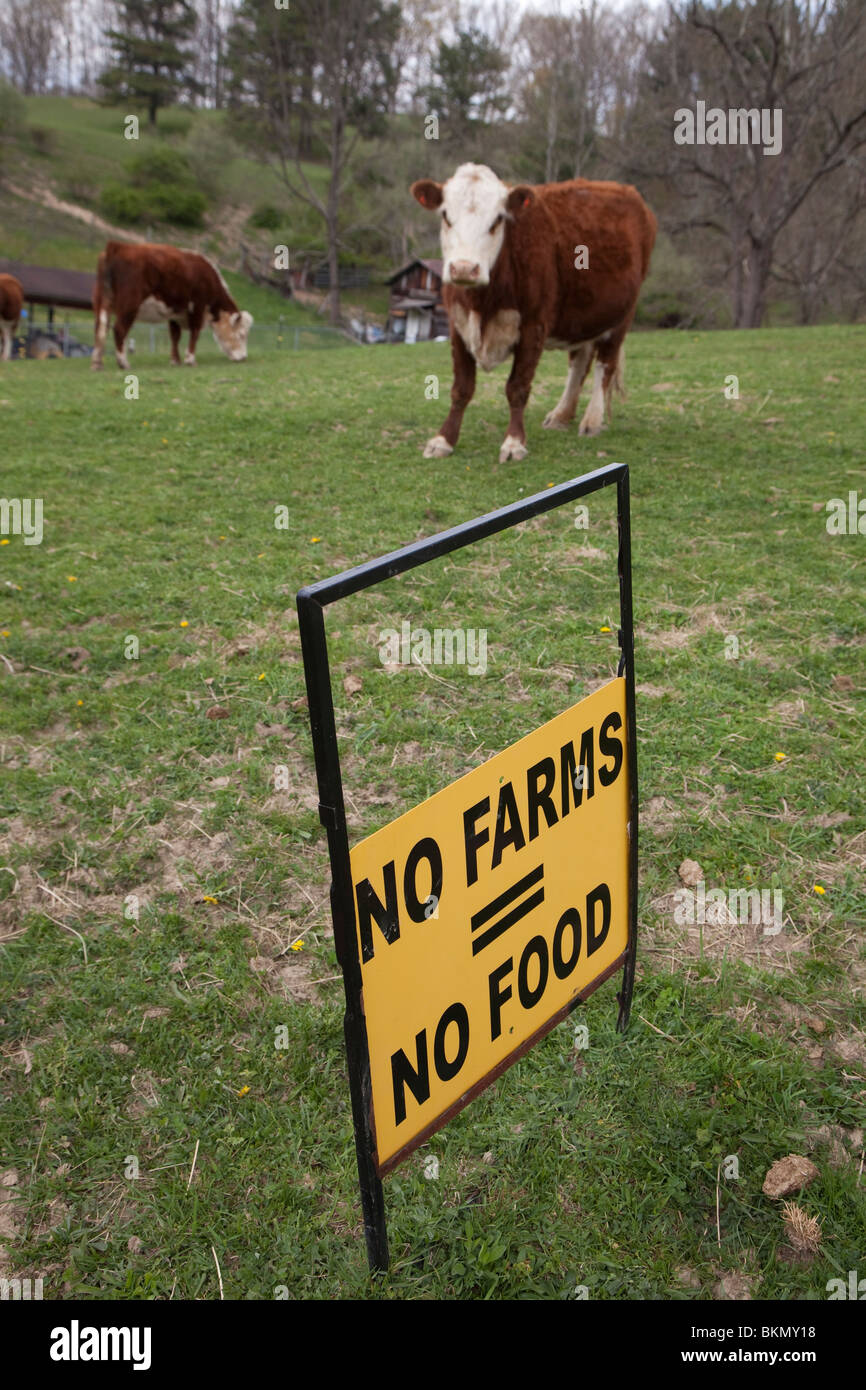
0, 259, 95, 311
384, 258, 443, 285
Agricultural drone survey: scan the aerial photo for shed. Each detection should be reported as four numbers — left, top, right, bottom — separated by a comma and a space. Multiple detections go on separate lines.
385, 258, 448, 342
0, 259, 96, 358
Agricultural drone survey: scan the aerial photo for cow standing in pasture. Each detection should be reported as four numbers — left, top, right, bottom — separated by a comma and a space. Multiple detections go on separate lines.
0, 273, 23, 362
411, 164, 656, 462
92, 242, 253, 370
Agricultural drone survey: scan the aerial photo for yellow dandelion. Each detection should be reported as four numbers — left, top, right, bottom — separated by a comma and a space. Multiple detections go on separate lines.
180, 619, 189, 628
67, 575, 77, 583
600, 625, 612, 633
1, 629, 9, 637
774, 751, 786, 762
161, 437, 168, 444
76, 699, 83, 707
813, 884, 825, 896
219, 535, 226, 540
290, 938, 304, 952
257, 552, 264, 558
310, 536, 321, 543
0, 538, 9, 546
258, 672, 266, 681
237, 1085, 250, 1097
202, 895, 218, 904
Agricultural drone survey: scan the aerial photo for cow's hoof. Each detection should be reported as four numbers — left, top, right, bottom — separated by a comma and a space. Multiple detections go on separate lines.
578, 417, 604, 437
499, 435, 528, 462
169, 359, 181, 368
423, 434, 454, 459
90, 361, 103, 372
542, 411, 571, 430
184, 355, 196, 366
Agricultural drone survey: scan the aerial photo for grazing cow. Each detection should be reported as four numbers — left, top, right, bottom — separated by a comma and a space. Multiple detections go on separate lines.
92, 241, 253, 370
0, 273, 23, 362
410, 164, 656, 462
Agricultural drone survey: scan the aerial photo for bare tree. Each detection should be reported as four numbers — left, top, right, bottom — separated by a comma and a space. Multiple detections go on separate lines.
624, 0, 866, 327
0, 0, 67, 94
227, 0, 400, 324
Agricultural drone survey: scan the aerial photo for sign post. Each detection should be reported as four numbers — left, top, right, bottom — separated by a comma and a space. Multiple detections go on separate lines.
297, 462, 638, 1274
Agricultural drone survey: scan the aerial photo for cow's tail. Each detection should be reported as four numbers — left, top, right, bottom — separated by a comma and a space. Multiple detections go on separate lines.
613, 342, 626, 400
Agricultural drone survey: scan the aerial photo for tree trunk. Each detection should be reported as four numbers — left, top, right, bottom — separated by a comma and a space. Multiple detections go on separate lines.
736, 240, 773, 328
326, 107, 342, 326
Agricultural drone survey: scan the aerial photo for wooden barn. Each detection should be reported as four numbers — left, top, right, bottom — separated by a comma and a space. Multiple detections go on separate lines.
385, 258, 448, 343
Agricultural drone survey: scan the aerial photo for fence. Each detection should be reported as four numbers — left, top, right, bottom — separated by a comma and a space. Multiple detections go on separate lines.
9, 314, 353, 360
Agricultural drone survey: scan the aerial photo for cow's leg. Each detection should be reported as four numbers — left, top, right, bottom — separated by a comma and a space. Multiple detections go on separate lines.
543, 343, 594, 429
113, 312, 135, 370
500, 329, 545, 462
92, 307, 109, 371
168, 320, 183, 366
579, 328, 629, 436
0, 321, 11, 362
184, 311, 204, 366
424, 330, 476, 459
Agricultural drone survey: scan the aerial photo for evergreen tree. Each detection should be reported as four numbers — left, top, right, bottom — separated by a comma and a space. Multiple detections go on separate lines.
99, 0, 201, 127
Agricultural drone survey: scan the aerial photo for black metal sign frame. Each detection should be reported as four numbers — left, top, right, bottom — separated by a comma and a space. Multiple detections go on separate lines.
296, 461, 638, 1275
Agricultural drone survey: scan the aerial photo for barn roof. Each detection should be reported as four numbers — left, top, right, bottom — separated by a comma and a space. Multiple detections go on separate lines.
385, 258, 443, 285
0, 259, 96, 311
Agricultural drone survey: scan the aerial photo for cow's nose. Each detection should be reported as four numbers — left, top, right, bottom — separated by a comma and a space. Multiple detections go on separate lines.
449, 260, 481, 284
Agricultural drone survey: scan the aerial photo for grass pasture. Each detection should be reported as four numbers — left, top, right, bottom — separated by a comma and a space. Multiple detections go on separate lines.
0, 324, 864, 1301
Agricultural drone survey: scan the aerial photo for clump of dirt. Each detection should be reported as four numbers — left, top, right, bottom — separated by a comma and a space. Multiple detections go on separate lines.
762, 1154, 819, 1199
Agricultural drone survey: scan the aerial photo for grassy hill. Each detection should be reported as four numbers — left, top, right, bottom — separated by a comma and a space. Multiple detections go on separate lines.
0, 96, 385, 333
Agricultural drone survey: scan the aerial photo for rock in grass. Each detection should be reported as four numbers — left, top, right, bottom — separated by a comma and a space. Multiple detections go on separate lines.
678, 858, 703, 887
762, 1154, 819, 1199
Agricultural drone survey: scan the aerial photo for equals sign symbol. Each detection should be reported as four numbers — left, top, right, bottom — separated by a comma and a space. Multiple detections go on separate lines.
470, 865, 545, 956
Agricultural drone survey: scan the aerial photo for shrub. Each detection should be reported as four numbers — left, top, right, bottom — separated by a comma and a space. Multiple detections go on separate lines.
28, 124, 56, 156
147, 182, 207, 228
184, 120, 234, 199
128, 145, 194, 188
249, 203, 282, 231
100, 181, 146, 224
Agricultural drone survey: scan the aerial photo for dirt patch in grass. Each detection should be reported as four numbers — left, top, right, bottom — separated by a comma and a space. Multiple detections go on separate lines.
249, 947, 323, 1004
646, 886, 810, 973
639, 603, 737, 652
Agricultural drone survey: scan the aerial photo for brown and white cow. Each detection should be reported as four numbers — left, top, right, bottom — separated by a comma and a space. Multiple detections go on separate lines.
411, 164, 656, 462
92, 241, 253, 370
0, 273, 23, 362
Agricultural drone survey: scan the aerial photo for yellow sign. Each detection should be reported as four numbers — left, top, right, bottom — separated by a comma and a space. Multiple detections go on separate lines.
349, 677, 631, 1173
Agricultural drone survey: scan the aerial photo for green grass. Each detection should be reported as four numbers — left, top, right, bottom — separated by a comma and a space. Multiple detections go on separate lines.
0, 325, 864, 1300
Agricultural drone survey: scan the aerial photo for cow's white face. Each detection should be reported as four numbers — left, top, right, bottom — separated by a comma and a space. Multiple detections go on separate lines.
211, 309, 253, 361
411, 164, 534, 288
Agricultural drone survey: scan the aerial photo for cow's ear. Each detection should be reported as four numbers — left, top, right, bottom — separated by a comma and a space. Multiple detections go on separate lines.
411, 179, 443, 211
506, 185, 534, 218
